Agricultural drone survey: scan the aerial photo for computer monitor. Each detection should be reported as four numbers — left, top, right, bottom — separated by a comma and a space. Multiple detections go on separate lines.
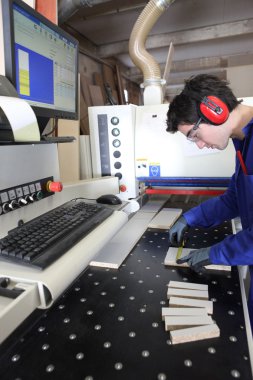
2, 0, 79, 134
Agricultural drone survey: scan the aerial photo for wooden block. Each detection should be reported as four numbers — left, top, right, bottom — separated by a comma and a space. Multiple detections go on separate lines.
148, 208, 182, 229
170, 324, 220, 345
93, 72, 107, 103
57, 119, 80, 182
36, 0, 57, 23
169, 296, 213, 314
167, 281, 208, 291
165, 315, 213, 331
167, 288, 209, 300
112, 89, 119, 104
115, 64, 125, 105
80, 74, 92, 107
88, 85, 104, 106
164, 247, 231, 271
79, 92, 89, 135
103, 64, 116, 90
162, 307, 208, 320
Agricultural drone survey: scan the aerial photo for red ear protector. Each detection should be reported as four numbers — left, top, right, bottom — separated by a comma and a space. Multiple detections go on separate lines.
199, 96, 229, 125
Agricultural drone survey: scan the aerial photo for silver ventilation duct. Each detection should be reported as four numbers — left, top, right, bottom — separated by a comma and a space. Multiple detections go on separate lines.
129, 0, 175, 105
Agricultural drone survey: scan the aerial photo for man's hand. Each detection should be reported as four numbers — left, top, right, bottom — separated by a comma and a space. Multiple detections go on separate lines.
177, 247, 211, 273
168, 216, 189, 246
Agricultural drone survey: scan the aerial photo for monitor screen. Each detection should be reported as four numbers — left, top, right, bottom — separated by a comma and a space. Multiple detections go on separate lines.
2, 0, 79, 129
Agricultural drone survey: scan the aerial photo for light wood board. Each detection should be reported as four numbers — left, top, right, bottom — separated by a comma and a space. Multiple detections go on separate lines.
170, 324, 220, 345
167, 280, 208, 291
165, 315, 213, 331
167, 288, 209, 300
148, 208, 182, 229
169, 296, 213, 314
162, 307, 208, 320
89, 212, 157, 269
164, 247, 231, 271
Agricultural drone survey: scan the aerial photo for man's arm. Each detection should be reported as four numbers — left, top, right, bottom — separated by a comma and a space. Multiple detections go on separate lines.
184, 174, 239, 228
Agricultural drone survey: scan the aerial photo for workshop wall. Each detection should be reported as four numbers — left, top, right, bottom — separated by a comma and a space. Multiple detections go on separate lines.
227, 65, 253, 98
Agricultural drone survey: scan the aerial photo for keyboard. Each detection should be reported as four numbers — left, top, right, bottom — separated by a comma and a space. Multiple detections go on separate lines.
0, 200, 113, 270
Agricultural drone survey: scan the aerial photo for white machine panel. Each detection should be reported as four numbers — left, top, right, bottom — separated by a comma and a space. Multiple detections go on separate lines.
135, 104, 235, 180
89, 104, 139, 200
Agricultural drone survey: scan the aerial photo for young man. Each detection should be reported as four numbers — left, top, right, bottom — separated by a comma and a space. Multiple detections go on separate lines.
166, 74, 253, 331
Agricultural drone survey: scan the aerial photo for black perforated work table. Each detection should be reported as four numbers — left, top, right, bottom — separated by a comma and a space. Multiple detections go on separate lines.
0, 219, 252, 380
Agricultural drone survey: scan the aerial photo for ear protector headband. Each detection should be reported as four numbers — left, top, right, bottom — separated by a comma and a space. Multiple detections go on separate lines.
183, 82, 230, 125
199, 95, 229, 125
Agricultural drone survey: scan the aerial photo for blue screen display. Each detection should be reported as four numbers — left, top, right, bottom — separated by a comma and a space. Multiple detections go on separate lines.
15, 43, 54, 104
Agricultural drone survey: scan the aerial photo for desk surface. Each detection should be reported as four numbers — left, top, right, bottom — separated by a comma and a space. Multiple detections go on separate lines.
0, 222, 252, 380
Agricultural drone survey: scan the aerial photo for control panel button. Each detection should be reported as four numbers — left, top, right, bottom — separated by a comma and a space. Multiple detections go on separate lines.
115, 172, 122, 180
119, 184, 127, 192
25, 194, 34, 203
113, 151, 121, 158
9, 200, 19, 210
2, 203, 10, 213
111, 128, 120, 136
18, 197, 28, 206
36, 191, 43, 200
111, 117, 119, 125
47, 181, 63, 192
114, 162, 122, 169
112, 139, 121, 148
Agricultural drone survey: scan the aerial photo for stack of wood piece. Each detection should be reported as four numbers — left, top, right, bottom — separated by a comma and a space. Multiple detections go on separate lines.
162, 280, 220, 345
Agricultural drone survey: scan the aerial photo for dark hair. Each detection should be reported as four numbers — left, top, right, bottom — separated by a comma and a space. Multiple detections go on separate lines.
166, 74, 241, 133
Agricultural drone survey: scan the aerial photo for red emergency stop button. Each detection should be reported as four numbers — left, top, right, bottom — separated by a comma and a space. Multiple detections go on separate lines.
119, 184, 127, 192
47, 181, 63, 192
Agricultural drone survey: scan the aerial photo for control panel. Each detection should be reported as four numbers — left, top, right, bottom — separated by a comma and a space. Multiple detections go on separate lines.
0, 177, 62, 216
88, 104, 139, 200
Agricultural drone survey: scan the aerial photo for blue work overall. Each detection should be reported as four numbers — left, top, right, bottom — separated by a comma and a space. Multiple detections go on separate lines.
184, 119, 253, 332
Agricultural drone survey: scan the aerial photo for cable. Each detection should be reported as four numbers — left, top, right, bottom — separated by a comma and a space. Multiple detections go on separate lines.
42, 118, 59, 137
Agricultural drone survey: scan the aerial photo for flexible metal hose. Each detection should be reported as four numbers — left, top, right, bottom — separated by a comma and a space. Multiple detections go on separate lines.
129, 0, 174, 86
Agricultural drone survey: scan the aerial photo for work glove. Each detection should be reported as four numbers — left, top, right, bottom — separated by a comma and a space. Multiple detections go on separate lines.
168, 216, 189, 246
177, 247, 211, 273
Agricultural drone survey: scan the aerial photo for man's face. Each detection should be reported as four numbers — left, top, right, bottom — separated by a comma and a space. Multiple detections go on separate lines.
178, 120, 230, 150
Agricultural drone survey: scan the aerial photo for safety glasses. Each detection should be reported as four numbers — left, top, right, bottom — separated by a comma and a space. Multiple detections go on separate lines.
187, 118, 202, 142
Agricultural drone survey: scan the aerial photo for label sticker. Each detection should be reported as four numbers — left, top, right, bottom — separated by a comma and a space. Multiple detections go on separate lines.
149, 163, 160, 177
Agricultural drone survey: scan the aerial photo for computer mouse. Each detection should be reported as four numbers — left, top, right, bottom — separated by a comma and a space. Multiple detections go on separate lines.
96, 194, 122, 205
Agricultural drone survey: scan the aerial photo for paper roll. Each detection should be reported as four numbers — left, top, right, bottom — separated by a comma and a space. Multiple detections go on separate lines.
0, 96, 40, 142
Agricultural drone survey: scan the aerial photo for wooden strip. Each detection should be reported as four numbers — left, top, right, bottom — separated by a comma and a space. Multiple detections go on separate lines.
148, 208, 182, 229
36, 0, 57, 24
167, 288, 209, 300
167, 281, 208, 291
90, 212, 156, 269
162, 307, 208, 320
165, 315, 213, 331
170, 324, 220, 345
169, 296, 213, 314
93, 72, 107, 103
164, 247, 231, 271
88, 85, 104, 106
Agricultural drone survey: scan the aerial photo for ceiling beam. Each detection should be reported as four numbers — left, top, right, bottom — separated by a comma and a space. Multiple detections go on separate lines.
97, 19, 253, 57
126, 53, 253, 83
67, 0, 147, 21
